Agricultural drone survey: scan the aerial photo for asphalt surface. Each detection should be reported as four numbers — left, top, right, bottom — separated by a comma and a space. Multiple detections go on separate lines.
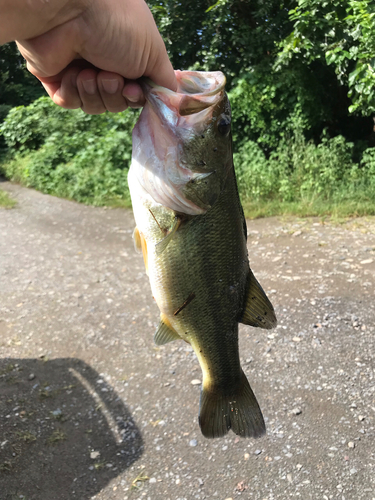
0, 181, 374, 500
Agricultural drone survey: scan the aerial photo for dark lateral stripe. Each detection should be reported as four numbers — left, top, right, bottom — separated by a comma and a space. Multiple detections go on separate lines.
174, 292, 196, 316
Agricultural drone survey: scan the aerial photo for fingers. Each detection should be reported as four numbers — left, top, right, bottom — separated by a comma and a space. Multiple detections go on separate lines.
38, 67, 145, 114
58, 67, 82, 109
122, 81, 145, 108
76, 68, 106, 114
43, 66, 82, 109
78, 70, 144, 113
98, 72, 133, 112
14, 0, 176, 115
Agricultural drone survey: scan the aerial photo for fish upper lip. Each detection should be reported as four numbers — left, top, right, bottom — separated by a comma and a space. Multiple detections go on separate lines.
139, 71, 226, 120
140, 71, 226, 99
138, 71, 226, 133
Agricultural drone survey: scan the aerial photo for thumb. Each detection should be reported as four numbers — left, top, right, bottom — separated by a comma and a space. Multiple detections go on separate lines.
145, 39, 177, 92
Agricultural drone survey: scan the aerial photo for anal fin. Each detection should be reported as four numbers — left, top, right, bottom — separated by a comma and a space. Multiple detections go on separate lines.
154, 315, 181, 345
239, 270, 277, 329
155, 216, 181, 255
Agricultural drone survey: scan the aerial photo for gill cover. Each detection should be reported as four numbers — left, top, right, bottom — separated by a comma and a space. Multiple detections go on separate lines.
130, 71, 232, 215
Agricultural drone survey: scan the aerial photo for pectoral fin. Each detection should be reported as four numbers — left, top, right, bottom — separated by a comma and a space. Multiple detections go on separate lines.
133, 227, 148, 275
154, 315, 181, 345
132, 227, 142, 253
155, 216, 181, 255
239, 270, 277, 329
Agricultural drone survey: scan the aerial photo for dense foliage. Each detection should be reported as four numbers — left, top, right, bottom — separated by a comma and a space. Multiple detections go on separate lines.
235, 130, 375, 202
1, 98, 138, 205
278, 0, 375, 115
0, 42, 45, 151
150, 0, 293, 82
151, 0, 375, 146
1, 0, 375, 216
0, 42, 45, 121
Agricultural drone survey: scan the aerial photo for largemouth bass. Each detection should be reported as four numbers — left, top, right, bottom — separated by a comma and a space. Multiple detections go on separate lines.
128, 71, 277, 438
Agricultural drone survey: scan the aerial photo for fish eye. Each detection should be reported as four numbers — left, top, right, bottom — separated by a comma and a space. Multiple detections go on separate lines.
217, 114, 231, 136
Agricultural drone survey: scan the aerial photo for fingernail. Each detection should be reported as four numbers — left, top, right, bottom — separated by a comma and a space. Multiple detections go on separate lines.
102, 79, 119, 94
82, 79, 96, 95
124, 92, 141, 103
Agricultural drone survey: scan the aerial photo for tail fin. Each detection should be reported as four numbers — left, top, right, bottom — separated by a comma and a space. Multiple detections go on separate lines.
198, 371, 265, 438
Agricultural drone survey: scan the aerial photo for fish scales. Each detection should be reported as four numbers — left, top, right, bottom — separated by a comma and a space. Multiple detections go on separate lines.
128, 70, 277, 438
139, 170, 246, 376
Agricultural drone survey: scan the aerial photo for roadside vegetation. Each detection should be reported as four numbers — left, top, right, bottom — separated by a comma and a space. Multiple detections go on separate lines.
1, 0, 374, 218
0, 98, 137, 207
0, 188, 16, 208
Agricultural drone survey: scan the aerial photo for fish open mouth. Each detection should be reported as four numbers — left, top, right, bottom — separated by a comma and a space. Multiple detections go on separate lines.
130, 71, 228, 216
141, 71, 226, 127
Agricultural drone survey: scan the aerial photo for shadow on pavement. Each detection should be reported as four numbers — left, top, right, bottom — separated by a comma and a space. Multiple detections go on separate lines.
0, 358, 143, 500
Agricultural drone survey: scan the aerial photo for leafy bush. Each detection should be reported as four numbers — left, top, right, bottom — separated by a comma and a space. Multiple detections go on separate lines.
234, 127, 375, 205
1, 97, 137, 152
1, 97, 139, 205
0, 104, 12, 154
278, 0, 375, 116
229, 68, 323, 151
0, 104, 11, 123
355, 147, 375, 191
1, 93, 374, 216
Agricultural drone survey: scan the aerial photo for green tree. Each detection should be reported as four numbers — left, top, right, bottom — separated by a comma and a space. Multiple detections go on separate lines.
278, 0, 375, 115
149, 0, 295, 86
0, 42, 45, 121
150, 0, 373, 148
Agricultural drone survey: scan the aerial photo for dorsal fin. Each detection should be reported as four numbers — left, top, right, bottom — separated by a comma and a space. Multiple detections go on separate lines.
154, 315, 181, 345
239, 270, 277, 329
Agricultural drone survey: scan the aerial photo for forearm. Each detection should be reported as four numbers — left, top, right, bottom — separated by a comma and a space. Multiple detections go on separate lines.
0, 0, 88, 44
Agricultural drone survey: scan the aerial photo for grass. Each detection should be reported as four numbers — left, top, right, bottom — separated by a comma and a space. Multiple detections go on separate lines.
94, 461, 106, 470
0, 461, 12, 472
0, 363, 15, 376
1, 150, 374, 219
131, 472, 149, 490
16, 431, 37, 443
0, 188, 16, 208
1, 180, 373, 219
242, 197, 375, 220
100, 198, 132, 209
0, 175, 374, 220
6, 376, 20, 385
47, 429, 66, 445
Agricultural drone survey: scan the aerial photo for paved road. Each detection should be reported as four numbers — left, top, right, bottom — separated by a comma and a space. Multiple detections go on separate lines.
0, 182, 375, 500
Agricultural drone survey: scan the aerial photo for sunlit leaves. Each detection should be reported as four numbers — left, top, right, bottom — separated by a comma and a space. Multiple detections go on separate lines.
278, 0, 375, 115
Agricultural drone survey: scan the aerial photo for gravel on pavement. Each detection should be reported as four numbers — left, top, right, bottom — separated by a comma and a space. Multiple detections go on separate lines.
0, 182, 374, 500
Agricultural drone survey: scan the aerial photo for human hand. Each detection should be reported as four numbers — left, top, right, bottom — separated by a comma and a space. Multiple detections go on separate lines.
14, 0, 176, 114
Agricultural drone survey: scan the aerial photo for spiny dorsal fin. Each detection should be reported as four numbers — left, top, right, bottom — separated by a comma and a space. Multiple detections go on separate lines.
239, 270, 277, 329
154, 316, 181, 345
155, 216, 181, 255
